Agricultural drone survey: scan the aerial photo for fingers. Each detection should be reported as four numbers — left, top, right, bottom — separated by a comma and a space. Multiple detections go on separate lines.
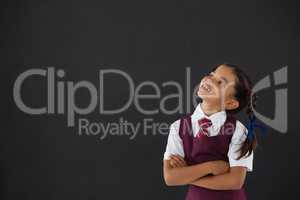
170, 159, 180, 168
174, 155, 186, 163
169, 155, 187, 168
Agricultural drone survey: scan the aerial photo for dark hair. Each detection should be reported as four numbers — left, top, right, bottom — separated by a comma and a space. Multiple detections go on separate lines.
216, 63, 258, 159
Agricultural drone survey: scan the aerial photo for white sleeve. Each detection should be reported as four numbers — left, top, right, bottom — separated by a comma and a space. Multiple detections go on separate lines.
163, 119, 185, 160
228, 120, 254, 172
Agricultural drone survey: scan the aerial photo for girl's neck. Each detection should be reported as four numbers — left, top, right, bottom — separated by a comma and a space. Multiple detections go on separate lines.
200, 101, 222, 116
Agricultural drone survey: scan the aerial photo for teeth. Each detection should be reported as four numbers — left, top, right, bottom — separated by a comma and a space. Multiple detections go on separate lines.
201, 83, 211, 92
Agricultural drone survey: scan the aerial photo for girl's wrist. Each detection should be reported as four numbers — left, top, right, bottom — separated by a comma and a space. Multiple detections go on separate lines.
197, 162, 213, 174
206, 162, 214, 174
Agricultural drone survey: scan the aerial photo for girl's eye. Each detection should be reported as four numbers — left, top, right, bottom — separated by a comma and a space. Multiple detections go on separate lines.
218, 79, 225, 84
218, 79, 227, 86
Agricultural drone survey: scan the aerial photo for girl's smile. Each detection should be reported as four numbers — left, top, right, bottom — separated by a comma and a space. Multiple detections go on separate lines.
198, 81, 213, 94
197, 72, 223, 101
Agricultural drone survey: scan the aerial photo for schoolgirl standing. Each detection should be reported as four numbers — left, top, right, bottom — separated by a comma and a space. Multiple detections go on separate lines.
163, 63, 258, 200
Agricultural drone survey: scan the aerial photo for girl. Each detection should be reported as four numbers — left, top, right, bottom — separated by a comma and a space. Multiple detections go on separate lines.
163, 63, 258, 200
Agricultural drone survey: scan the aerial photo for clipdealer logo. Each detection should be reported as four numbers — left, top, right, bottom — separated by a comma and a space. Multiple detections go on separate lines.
13, 67, 197, 139
13, 66, 288, 140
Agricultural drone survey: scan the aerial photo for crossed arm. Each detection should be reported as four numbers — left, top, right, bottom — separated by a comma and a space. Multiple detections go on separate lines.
163, 155, 247, 190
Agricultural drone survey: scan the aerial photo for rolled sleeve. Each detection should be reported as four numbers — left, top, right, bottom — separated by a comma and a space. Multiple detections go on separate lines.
228, 120, 254, 172
163, 119, 185, 160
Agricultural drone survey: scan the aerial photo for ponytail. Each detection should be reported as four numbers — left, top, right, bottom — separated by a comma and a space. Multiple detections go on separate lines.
237, 93, 258, 159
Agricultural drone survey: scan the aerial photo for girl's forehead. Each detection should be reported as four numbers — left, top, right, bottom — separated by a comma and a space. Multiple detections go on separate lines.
214, 65, 237, 83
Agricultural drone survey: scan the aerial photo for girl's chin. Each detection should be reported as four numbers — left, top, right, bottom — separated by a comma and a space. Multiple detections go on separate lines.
197, 93, 220, 102
197, 91, 214, 98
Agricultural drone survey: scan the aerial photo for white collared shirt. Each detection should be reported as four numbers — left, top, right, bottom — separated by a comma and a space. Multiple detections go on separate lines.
163, 103, 253, 171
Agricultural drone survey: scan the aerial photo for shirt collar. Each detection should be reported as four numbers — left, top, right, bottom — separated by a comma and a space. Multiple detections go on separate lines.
191, 103, 227, 129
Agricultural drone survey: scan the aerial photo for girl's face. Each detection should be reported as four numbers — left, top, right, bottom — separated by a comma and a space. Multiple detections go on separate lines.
197, 65, 240, 111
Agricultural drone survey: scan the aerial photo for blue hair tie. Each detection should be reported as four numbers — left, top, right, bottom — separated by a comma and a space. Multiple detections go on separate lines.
246, 115, 267, 142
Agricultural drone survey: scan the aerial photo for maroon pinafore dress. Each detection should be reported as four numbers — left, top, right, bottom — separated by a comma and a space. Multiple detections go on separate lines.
179, 114, 247, 200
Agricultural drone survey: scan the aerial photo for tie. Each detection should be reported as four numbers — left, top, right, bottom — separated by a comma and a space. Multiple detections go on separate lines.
197, 118, 213, 137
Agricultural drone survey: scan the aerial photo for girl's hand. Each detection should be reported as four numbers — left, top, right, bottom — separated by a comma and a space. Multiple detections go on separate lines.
169, 154, 187, 168
209, 160, 230, 175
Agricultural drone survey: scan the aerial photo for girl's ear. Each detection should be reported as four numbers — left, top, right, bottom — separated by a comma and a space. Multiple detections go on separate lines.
225, 99, 239, 111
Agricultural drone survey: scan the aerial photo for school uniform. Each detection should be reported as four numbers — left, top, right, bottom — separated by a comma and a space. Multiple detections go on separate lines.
163, 103, 253, 200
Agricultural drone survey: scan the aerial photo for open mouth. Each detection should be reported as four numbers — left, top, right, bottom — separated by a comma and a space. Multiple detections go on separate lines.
199, 82, 213, 93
